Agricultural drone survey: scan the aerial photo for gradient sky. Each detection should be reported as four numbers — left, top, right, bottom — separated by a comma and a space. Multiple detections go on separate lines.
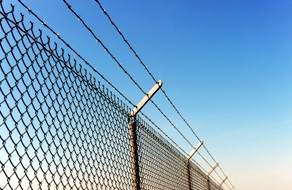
7, 0, 292, 190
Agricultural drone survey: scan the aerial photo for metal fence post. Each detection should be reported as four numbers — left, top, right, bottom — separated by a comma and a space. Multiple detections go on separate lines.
128, 81, 162, 190
207, 177, 211, 190
128, 118, 140, 190
185, 140, 204, 190
207, 162, 219, 190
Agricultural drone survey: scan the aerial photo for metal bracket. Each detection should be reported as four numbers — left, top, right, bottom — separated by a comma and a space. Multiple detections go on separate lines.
207, 162, 219, 176
186, 140, 204, 161
129, 80, 162, 117
220, 176, 228, 187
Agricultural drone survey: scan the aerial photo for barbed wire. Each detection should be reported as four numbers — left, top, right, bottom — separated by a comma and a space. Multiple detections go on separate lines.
62, 0, 147, 96
218, 163, 234, 189
92, 0, 202, 142
15, 1, 130, 109
202, 143, 234, 189
15, 0, 192, 157
61, 0, 197, 148
91, 0, 234, 188
15, 0, 191, 163
61, 1, 234, 189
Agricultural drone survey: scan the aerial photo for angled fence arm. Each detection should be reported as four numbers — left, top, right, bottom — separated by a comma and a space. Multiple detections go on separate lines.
220, 176, 228, 187
186, 140, 204, 161
129, 80, 163, 117
208, 162, 219, 176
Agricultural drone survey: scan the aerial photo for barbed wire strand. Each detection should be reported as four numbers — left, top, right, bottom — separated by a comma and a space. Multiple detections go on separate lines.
91, 0, 234, 187
92, 0, 235, 188
203, 143, 234, 189
94, 0, 221, 166
61, 0, 196, 148
213, 168, 231, 190
218, 164, 234, 189
15, 0, 191, 161
92, 0, 202, 142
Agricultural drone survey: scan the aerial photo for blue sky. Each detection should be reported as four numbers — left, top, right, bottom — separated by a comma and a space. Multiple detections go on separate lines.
6, 0, 292, 189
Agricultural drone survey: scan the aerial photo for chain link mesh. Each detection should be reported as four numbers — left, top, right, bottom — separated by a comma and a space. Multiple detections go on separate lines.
1, 3, 221, 190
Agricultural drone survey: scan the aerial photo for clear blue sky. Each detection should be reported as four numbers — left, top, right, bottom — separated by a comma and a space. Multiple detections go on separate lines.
8, 0, 292, 189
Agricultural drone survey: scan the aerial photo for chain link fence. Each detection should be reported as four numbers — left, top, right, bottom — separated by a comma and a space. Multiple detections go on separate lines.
0, 3, 221, 190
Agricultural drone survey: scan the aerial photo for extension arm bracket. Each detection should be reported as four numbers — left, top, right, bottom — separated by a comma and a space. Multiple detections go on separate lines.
129, 80, 163, 117
186, 140, 204, 161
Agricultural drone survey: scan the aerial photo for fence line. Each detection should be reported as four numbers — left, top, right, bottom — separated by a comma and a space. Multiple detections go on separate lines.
58, 1, 233, 188
0, 2, 231, 190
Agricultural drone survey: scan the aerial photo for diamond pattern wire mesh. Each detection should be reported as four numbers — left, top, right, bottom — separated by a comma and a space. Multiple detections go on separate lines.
136, 118, 189, 190
1, 3, 221, 190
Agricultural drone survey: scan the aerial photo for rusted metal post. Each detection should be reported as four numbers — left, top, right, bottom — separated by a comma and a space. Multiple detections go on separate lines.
128, 80, 162, 190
